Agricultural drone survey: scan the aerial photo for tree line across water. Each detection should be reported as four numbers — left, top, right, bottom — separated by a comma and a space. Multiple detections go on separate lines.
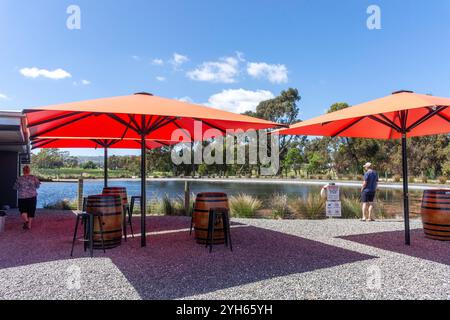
31, 88, 450, 183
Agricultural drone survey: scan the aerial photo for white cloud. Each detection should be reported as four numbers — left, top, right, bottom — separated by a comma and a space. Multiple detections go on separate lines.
73, 79, 91, 86
20, 67, 72, 80
207, 89, 274, 113
177, 96, 194, 103
0, 93, 10, 100
170, 53, 189, 69
247, 62, 288, 84
156, 76, 166, 82
187, 57, 240, 83
152, 58, 164, 66
131, 55, 141, 61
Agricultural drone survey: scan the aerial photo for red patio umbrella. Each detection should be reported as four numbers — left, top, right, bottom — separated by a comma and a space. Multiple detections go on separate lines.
24, 92, 282, 246
278, 90, 450, 245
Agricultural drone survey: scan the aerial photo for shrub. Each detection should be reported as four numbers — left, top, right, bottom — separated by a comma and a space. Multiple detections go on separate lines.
438, 176, 448, 184
408, 176, 415, 183
43, 199, 77, 210
421, 176, 428, 183
289, 194, 326, 220
229, 194, 262, 218
341, 196, 362, 219
270, 194, 290, 219
393, 175, 401, 182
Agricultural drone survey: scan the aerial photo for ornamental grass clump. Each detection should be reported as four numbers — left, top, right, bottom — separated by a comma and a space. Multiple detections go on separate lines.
229, 193, 262, 218
270, 193, 291, 219
289, 194, 326, 220
43, 199, 77, 210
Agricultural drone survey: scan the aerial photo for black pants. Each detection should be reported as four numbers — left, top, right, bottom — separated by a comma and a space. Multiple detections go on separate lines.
18, 197, 37, 218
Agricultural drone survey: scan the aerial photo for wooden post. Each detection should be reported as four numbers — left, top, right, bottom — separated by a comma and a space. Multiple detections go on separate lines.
184, 181, 190, 216
77, 178, 84, 211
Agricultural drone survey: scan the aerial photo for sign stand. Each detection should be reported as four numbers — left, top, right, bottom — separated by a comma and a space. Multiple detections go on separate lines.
325, 183, 342, 218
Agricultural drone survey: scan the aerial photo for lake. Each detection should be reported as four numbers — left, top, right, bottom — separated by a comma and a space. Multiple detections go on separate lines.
36, 179, 423, 209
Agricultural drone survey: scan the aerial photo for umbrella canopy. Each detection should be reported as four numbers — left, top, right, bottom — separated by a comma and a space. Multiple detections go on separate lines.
24, 92, 282, 247
278, 90, 450, 245
24, 92, 278, 141
279, 91, 450, 138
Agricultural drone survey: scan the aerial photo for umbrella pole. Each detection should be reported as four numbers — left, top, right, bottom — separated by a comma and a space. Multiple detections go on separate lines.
141, 117, 147, 247
401, 134, 411, 245
104, 147, 108, 188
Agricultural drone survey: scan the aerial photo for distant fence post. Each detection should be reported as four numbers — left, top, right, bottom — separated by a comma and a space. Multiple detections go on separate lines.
77, 178, 84, 211
184, 181, 190, 216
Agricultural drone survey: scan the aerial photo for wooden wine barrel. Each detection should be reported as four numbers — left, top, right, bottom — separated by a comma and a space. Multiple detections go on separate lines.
86, 195, 123, 249
102, 187, 128, 207
421, 189, 450, 241
193, 192, 229, 244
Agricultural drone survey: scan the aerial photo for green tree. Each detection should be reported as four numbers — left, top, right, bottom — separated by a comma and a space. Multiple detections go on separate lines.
31, 149, 65, 169
284, 147, 303, 176
82, 161, 98, 169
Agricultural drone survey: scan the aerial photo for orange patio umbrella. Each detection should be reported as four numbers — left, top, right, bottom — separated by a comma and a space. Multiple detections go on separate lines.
279, 90, 450, 245
24, 92, 282, 246
31, 137, 178, 188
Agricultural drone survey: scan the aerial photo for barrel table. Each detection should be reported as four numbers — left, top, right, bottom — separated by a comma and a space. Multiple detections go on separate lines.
103, 187, 133, 239
421, 189, 450, 241
193, 192, 229, 245
86, 194, 123, 249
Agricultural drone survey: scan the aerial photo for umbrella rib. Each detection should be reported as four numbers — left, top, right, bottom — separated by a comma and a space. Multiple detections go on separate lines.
368, 115, 401, 132
331, 116, 366, 137
28, 111, 82, 128
429, 106, 450, 123
147, 117, 177, 135
30, 112, 95, 139
155, 140, 171, 147
173, 119, 191, 140
193, 118, 227, 134
379, 114, 403, 132
407, 106, 447, 132
31, 138, 58, 149
148, 116, 168, 133
127, 115, 141, 132
145, 115, 154, 131
105, 113, 140, 134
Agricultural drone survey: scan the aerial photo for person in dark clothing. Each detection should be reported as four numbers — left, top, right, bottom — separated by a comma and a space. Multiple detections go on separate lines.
361, 162, 378, 222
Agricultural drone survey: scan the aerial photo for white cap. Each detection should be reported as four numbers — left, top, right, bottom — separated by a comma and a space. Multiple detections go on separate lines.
363, 162, 372, 169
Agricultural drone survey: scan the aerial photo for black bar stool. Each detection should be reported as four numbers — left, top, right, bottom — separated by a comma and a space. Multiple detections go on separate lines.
130, 196, 141, 217
205, 207, 232, 253
71, 212, 106, 257
124, 203, 134, 238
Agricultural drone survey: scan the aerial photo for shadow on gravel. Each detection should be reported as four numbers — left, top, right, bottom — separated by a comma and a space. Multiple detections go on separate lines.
1, 211, 375, 299
339, 228, 450, 266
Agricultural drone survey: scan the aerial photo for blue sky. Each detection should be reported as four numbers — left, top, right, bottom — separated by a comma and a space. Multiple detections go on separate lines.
1, 0, 450, 155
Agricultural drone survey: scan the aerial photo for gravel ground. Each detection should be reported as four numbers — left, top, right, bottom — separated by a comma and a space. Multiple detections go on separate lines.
0, 210, 449, 300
